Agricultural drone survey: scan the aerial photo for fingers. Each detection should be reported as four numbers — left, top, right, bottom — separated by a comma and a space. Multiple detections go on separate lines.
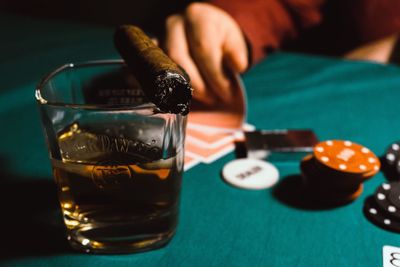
164, 14, 215, 105
223, 28, 248, 73
184, 3, 248, 102
184, 10, 231, 101
163, 3, 249, 106
187, 34, 232, 101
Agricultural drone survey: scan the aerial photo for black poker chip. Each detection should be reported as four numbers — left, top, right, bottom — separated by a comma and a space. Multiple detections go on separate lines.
374, 183, 400, 220
388, 182, 400, 209
363, 196, 400, 233
381, 141, 400, 181
385, 142, 400, 166
396, 160, 400, 176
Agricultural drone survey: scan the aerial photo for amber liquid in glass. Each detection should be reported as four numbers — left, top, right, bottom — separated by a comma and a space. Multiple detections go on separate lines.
51, 123, 183, 253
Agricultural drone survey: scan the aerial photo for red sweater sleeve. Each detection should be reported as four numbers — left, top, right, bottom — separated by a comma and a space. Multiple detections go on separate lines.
209, 0, 323, 64
346, 0, 400, 43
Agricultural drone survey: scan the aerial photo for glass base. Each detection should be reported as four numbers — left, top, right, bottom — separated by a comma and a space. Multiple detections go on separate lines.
64, 210, 178, 254
67, 228, 175, 254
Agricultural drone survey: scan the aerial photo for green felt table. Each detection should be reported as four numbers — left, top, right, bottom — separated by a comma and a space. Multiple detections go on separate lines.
1, 12, 400, 267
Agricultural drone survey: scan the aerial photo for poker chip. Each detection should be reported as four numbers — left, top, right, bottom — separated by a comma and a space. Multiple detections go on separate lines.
301, 155, 361, 192
388, 182, 400, 210
322, 184, 363, 204
221, 158, 279, 190
363, 196, 400, 233
364, 181, 400, 233
374, 183, 400, 220
340, 184, 363, 201
381, 141, 400, 181
300, 155, 364, 205
385, 142, 400, 166
314, 140, 380, 175
307, 183, 363, 205
299, 140, 380, 205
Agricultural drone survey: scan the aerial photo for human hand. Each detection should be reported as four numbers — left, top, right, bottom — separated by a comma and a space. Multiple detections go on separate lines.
163, 2, 248, 105
344, 34, 398, 64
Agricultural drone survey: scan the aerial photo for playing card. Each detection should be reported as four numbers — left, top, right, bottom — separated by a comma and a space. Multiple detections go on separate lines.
183, 73, 247, 171
383, 245, 400, 267
186, 127, 235, 149
184, 154, 201, 171
185, 140, 235, 164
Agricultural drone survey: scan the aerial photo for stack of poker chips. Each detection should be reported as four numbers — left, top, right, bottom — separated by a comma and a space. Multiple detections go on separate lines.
300, 140, 380, 205
381, 142, 400, 181
363, 141, 400, 233
363, 183, 400, 233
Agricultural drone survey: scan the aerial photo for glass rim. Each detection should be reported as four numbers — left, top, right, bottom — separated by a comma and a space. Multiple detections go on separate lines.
35, 59, 157, 111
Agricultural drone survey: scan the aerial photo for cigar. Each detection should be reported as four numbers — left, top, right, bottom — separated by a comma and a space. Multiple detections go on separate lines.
114, 25, 192, 115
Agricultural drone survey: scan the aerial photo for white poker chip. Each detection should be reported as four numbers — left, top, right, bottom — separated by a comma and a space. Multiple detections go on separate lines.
221, 158, 279, 190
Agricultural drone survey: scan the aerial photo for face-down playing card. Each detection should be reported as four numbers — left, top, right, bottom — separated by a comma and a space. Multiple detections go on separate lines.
184, 73, 247, 170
